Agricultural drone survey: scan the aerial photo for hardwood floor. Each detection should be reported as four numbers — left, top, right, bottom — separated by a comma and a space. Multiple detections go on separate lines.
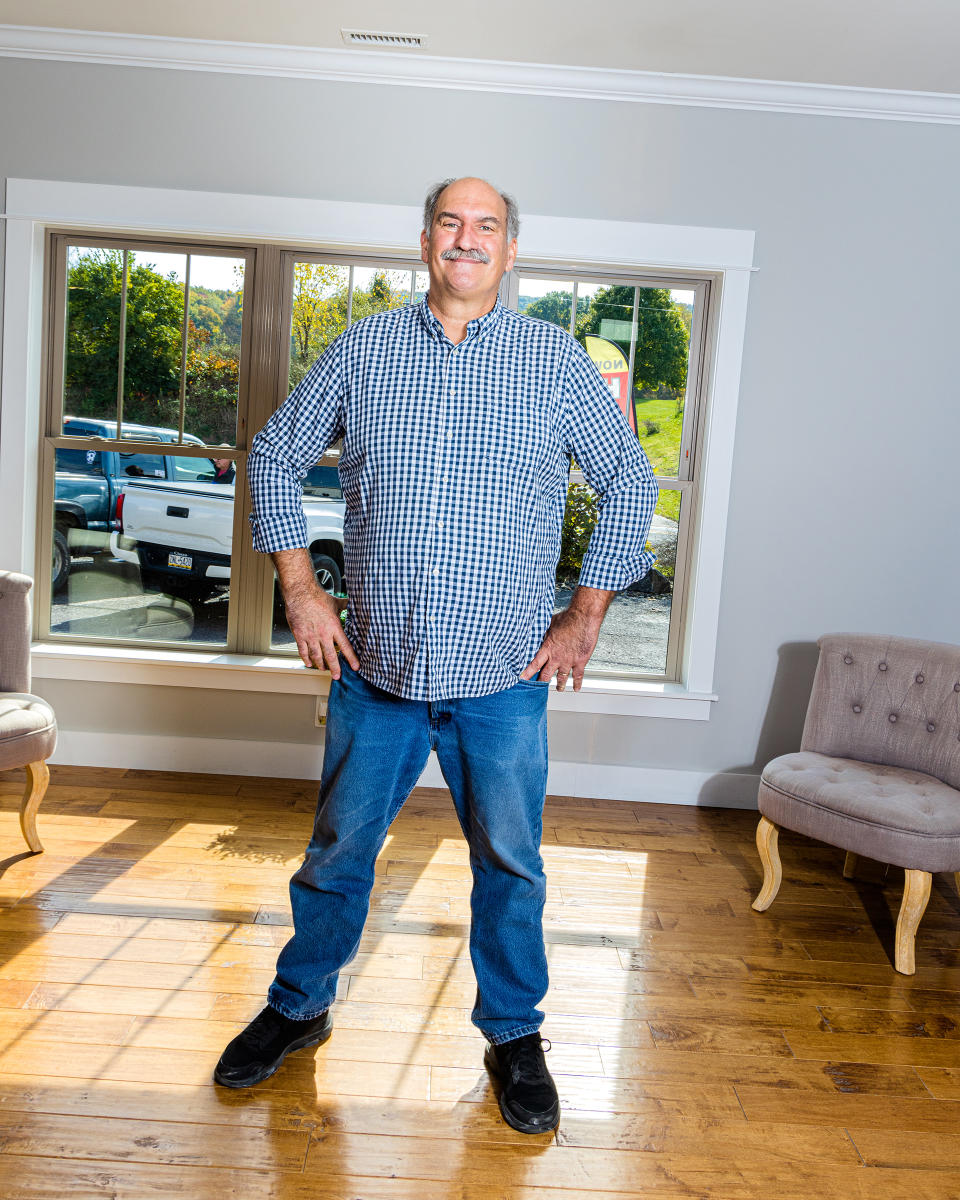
2, 765, 960, 1198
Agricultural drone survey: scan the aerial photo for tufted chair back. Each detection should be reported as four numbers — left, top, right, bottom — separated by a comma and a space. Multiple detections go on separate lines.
800, 634, 960, 792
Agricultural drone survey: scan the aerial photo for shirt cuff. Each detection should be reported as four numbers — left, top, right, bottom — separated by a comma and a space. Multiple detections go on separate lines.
248, 512, 309, 554
577, 549, 656, 593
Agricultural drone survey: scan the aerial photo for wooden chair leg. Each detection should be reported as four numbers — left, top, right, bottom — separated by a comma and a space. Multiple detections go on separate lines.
19, 759, 49, 853
895, 869, 932, 975
955, 872, 960, 900
752, 816, 782, 912
843, 851, 858, 879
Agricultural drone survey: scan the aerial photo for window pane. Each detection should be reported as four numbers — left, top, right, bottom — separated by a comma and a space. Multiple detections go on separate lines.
289, 262, 350, 392
55, 447, 104, 477
574, 284, 693, 478
556, 485, 680, 676
414, 271, 429, 303
184, 253, 246, 446
48, 453, 234, 647
63, 247, 245, 447
63, 246, 123, 428
630, 288, 694, 478
271, 461, 345, 650
350, 267, 410, 322
517, 277, 576, 330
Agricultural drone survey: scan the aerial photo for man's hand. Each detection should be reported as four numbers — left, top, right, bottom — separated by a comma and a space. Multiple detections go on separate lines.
273, 548, 359, 679
521, 585, 615, 691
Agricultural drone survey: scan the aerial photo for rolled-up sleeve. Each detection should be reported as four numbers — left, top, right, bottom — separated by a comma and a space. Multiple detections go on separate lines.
248, 338, 347, 553
559, 340, 658, 592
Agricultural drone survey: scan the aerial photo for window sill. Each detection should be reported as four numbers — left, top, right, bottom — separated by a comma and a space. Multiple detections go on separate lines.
30, 643, 717, 718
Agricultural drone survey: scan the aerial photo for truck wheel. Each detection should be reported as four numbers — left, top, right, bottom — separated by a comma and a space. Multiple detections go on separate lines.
52, 528, 71, 593
311, 553, 342, 595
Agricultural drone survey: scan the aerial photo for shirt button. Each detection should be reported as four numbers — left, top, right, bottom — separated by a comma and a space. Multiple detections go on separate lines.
445, 431, 453, 440
432, 567, 439, 576
437, 520, 444, 530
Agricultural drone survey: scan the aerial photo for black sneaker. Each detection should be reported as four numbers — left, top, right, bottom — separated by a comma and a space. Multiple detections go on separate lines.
484, 1032, 561, 1133
213, 1005, 333, 1089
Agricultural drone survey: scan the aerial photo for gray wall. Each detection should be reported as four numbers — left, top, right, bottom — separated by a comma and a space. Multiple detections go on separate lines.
3, 57, 958, 781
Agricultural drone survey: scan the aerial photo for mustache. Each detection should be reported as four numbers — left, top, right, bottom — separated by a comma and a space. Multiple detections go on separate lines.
439, 248, 491, 264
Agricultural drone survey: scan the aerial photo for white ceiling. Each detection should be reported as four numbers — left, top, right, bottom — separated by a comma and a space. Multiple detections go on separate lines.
1, 0, 959, 95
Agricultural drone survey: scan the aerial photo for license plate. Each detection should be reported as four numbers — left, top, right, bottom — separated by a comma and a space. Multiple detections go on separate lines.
167, 552, 193, 570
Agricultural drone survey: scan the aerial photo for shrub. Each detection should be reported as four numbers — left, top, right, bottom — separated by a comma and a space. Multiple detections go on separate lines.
557, 482, 598, 584
641, 419, 661, 436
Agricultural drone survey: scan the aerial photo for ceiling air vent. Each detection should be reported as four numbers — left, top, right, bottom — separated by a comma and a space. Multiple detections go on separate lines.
340, 29, 428, 49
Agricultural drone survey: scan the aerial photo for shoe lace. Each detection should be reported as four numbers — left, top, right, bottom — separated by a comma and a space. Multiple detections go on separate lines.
510, 1035, 552, 1085
245, 1008, 282, 1050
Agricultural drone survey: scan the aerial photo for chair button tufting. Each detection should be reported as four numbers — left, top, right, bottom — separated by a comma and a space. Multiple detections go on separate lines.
927, 722, 936, 732
916, 673, 924, 684
852, 704, 862, 713
879, 662, 888, 671
955, 683, 960, 693
888, 713, 898, 722
843, 655, 853, 664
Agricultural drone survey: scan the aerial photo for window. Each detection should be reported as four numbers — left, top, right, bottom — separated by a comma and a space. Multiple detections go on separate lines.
511, 269, 710, 680
34, 221, 728, 693
42, 236, 250, 648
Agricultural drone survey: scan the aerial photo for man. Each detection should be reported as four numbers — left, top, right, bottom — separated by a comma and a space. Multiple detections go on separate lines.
214, 177, 658, 1133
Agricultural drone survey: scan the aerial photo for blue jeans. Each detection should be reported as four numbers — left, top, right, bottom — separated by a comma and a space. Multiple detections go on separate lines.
268, 663, 551, 1044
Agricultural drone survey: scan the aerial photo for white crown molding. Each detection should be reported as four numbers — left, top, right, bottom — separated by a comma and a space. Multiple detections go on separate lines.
1, 23, 959, 126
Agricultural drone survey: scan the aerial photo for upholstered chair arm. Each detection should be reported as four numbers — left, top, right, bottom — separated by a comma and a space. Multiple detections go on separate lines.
0, 571, 33, 694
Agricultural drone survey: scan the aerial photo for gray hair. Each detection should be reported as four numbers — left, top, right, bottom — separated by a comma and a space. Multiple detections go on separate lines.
422, 178, 520, 242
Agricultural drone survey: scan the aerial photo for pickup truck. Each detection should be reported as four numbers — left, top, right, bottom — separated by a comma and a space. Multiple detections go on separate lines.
113, 464, 346, 603
54, 417, 205, 591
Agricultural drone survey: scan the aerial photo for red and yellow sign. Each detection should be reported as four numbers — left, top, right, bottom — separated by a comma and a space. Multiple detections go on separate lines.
585, 336, 635, 432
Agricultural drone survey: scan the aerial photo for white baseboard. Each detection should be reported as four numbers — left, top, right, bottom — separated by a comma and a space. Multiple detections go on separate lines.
49, 730, 760, 810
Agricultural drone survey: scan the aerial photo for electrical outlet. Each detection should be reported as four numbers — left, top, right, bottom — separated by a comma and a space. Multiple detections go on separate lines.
315, 697, 328, 727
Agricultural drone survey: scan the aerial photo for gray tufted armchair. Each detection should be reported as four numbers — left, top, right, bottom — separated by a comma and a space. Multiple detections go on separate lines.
0, 572, 56, 852
752, 633, 960, 974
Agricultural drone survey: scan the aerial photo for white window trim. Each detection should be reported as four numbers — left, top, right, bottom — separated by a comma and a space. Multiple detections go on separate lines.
1, 177, 755, 719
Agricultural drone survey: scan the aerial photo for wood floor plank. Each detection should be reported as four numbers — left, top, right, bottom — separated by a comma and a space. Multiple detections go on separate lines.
847, 1127, 960, 1169
735, 1084, 960, 1133
0, 1108, 310, 1170
785, 1029, 960, 1068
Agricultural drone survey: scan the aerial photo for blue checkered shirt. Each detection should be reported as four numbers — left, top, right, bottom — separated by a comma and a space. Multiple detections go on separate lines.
248, 296, 657, 700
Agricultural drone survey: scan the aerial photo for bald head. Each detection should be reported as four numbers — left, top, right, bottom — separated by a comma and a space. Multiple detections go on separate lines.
423, 177, 520, 243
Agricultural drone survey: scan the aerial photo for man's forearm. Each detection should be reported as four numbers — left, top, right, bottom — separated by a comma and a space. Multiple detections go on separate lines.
272, 547, 327, 607
567, 584, 616, 625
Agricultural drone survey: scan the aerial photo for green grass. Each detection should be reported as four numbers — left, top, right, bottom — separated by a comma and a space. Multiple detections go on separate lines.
634, 395, 682, 522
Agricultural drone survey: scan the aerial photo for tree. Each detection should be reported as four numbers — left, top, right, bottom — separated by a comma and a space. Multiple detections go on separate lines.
575, 286, 689, 397
65, 249, 184, 415
523, 290, 589, 329
349, 271, 408, 322
289, 263, 347, 388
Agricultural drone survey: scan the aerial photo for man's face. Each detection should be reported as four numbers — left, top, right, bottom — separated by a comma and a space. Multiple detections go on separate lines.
212, 457, 231, 472
420, 178, 517, 306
